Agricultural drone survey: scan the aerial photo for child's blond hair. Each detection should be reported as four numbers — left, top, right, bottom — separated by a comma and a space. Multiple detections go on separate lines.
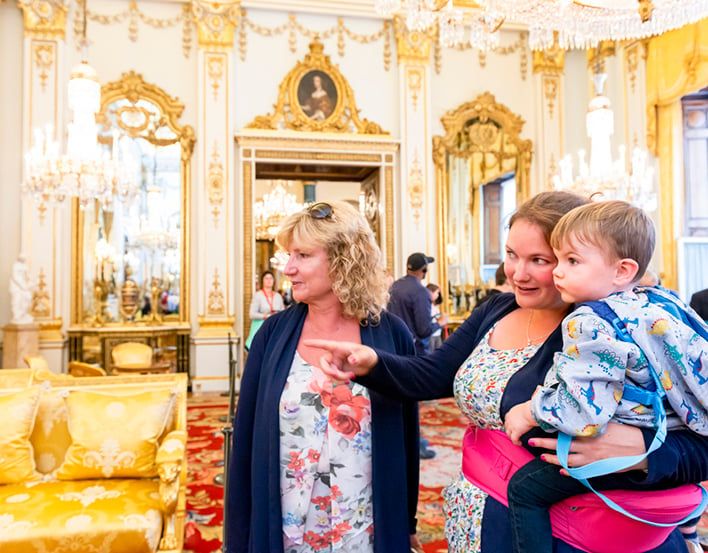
550, 200, 656, 282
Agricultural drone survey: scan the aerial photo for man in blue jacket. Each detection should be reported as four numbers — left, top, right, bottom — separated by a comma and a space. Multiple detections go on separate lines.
388, 252, 439, 355
388, 252, 440, 459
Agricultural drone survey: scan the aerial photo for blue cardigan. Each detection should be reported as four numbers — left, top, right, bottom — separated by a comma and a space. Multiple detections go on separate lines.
224, 303, 420, 553
359, 293, 708, 553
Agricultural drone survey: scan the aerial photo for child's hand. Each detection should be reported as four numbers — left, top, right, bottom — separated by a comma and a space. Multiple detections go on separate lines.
505, 400, 537, 445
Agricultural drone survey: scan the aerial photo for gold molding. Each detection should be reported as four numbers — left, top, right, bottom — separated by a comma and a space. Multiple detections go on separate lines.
532, 40, 565, 75
191, 0, 240, 50
18, 0, 69, 38
543, 75, 559, 120
408, 152, 425, 227
207, 268, 225, 315
433, 92, 533, 313
31, 267, 51, 319
246, 40, 388, 135
208, 142, 224, 226
393, 15, 436, 65
72, 72, 195, 326
586, 40, 616, 72
196, 316, 236, 337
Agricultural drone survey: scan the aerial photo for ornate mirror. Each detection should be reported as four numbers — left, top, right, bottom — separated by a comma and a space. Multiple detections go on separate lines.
433, 92, 532, 319
71, 71, 195, 327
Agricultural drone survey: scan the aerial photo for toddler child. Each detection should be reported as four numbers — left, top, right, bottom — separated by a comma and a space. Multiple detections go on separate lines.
504, 200, 708, 553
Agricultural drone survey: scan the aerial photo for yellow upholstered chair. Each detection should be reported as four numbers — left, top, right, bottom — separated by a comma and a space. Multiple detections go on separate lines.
67, 361, 106, 377
111, 342, 169, 375
23, 355, 49, 371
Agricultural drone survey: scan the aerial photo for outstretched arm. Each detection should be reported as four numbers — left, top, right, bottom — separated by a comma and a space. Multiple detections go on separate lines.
303, 339, 377, 382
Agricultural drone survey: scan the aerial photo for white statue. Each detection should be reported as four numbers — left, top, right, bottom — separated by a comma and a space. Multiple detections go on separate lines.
9, 255, 35, 325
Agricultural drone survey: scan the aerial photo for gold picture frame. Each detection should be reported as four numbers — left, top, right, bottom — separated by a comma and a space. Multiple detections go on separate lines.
246, 39, 388, 135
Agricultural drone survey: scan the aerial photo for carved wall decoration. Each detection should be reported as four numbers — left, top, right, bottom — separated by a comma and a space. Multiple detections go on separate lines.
433, 32, 528, 79
626, 44, 640, 93
237, 9, 392, 71
543, 76, 559, 119
408, 153, 425, 227
246, 40, 388, 135
586, 40, 616, 71
74, 0, 194, 58
34, 44, 54, 92
208, 143, 224, 226
31, 268, 51, 319
532, 40, 565, 75
207, 268, 225, 315
192, 0, 240, 50
207, 54, 224, 101
393, 15, 436, 65
407, 68, 423, 111
18, 0, 69, 38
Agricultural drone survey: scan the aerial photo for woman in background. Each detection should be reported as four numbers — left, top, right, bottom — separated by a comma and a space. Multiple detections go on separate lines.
246, 270, 285, 350
225, 200, 422, 553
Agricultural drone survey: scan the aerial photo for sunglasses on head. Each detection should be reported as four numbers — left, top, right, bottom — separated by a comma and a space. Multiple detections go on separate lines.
307, 202, 333, 220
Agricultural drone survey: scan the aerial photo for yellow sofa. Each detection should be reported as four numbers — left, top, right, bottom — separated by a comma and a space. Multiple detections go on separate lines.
0, 369, 188, 553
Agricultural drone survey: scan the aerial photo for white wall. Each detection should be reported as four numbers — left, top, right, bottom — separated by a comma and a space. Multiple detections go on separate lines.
0, 3, 25, 332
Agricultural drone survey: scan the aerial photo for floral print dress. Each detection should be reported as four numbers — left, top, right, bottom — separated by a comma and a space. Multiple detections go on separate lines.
442, 324, 540, 553
280, 352, 375, 553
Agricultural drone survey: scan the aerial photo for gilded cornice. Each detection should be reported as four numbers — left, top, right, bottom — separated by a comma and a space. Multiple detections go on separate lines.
532, 40, 565, 75
393, 15, 436, 65
18, 0, 69, 38
192, 0, 240, 50
586, 40, 616, 72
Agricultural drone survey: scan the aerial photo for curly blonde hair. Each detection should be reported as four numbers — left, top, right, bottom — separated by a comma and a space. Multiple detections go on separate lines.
276, 200, 389, 323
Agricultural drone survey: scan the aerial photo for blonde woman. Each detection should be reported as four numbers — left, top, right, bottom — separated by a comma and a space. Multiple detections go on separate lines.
226, 201, 421, 553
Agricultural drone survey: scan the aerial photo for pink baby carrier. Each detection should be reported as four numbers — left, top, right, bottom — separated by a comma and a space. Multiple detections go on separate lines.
462, 426, 706, 553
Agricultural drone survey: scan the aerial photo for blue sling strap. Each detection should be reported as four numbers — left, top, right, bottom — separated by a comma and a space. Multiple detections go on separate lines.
556, 297, 708, 526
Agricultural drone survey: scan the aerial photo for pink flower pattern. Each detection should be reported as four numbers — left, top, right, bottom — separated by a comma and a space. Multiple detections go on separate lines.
280, 353, 374, 553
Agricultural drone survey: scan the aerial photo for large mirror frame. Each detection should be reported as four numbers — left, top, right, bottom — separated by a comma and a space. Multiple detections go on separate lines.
433, 92, 532, 319
71, 71, 195, 327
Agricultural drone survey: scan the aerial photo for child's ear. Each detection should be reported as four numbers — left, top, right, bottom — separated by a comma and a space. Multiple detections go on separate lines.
615, 258, 640, 286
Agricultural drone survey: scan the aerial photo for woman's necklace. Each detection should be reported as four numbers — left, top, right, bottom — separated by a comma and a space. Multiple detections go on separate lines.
526, 310, 544, 346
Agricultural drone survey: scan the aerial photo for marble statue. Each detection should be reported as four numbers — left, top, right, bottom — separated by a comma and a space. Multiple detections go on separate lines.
9, 255, 35, 325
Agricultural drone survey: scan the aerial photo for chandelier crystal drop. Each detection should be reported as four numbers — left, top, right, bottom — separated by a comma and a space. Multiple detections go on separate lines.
22, 1, 138, 211
374, 0, 708, 50
551, 72, 657, 212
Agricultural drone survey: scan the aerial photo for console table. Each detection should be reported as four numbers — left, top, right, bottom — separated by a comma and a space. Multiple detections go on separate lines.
67, 325, 190, 375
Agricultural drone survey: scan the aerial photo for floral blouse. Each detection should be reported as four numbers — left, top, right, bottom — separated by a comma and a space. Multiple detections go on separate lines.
444, 324, 540, 553
279, 352, 375, 553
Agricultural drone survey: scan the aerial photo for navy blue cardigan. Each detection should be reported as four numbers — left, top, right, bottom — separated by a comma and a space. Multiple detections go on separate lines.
224, 303, 420, 553
359, 293, 708, 553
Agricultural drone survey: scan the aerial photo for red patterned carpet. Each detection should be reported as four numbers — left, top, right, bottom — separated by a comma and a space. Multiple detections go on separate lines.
184, 394, 467, 553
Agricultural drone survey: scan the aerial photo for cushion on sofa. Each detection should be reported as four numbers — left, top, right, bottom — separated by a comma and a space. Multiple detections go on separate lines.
55, 388, 176, 480
0, 387, 41, 484
0, 478, 162, 553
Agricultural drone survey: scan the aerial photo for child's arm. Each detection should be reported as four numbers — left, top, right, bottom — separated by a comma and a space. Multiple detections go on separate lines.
505, 400, 537, 445
530, 309, 636, 437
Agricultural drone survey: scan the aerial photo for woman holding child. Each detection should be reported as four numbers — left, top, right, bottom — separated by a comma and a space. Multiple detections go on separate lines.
310, 191, 708, 553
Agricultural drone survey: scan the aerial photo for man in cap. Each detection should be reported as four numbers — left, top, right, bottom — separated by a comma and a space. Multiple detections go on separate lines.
387, 252, 440, 459
388, 252, 438, 356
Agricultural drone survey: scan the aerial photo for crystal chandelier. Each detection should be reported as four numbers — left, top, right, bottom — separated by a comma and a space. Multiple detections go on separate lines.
375, 0, 708, 50
22, 0, 138, 211
551, 72, 657, 212
254, 181, 304, 240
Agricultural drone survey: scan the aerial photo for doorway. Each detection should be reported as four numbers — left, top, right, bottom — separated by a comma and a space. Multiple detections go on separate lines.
236, 132, 399, 342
